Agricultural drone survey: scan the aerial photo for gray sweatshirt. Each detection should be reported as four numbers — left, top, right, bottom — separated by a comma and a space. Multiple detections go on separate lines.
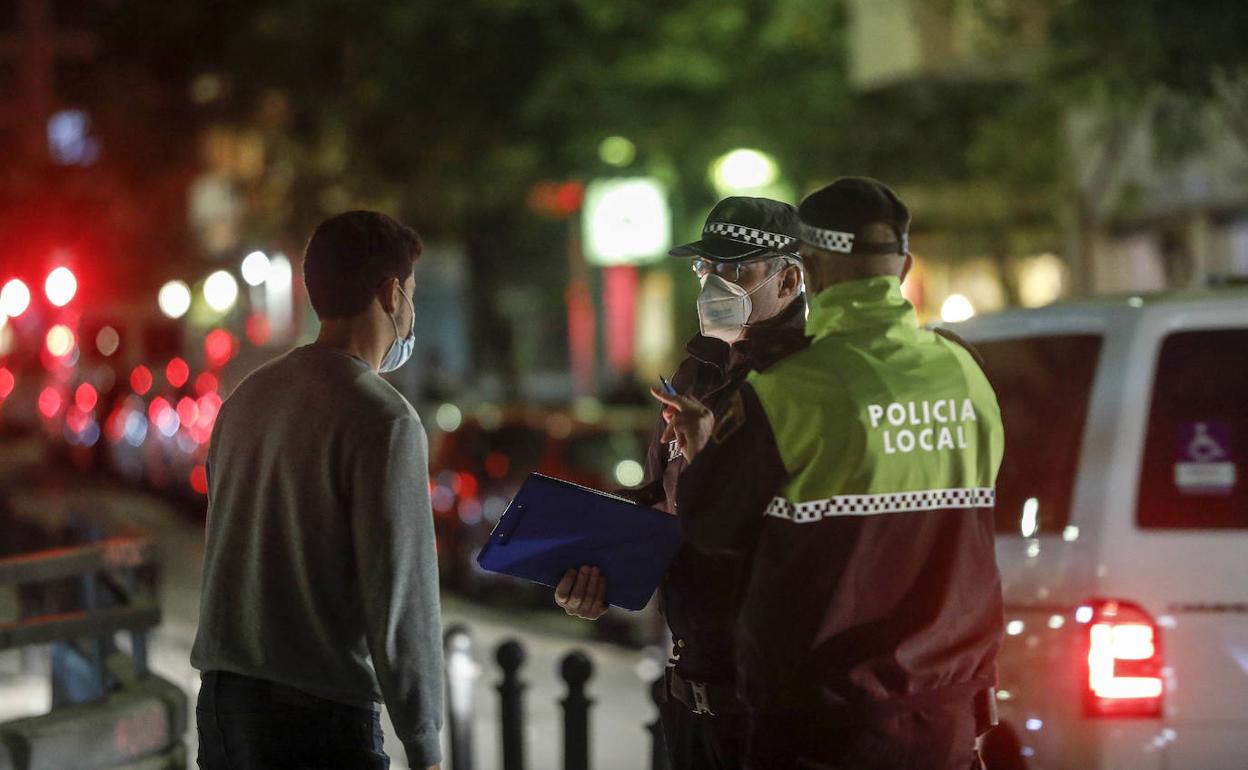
191, 344, 443, 767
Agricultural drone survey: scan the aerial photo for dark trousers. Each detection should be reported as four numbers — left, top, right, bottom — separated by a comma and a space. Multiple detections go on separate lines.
196, 671, 389, 770
660, 696, 748, 770
746, 702, 981, 770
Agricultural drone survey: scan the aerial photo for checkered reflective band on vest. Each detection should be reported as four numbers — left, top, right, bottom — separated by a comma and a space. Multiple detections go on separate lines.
765, 487, 996, 524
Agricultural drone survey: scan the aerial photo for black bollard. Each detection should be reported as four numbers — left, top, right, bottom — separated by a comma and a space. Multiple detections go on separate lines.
444, 624, 477, 770
559, 650, 594, 770
648, 677, 670, 770
496, 639, 527, 770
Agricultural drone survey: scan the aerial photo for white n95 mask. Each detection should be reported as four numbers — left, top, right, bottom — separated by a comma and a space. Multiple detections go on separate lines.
695, 269, 783, 343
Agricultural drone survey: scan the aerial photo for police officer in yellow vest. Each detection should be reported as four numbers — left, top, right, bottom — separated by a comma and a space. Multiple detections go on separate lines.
652, 178, 1005, 770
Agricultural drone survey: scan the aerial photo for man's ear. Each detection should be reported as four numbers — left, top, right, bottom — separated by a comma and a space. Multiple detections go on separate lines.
899, 252, 914, 283
779, 264, 803, 298
377, 276, 400, 315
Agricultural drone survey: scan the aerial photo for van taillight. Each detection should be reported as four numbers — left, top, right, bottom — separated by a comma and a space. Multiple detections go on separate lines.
1078, 599, 1163, 717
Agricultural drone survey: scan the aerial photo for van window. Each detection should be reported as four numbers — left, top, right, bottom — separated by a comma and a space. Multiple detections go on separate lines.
976, 335, 1103, 535
1138, 329, 1248, 529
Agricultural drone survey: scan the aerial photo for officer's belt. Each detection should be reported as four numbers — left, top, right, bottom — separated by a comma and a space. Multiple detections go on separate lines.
664, 665, 745, 716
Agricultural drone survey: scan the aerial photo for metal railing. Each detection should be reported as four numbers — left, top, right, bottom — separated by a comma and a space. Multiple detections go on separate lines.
444, 625, 669, 770
0, 533, 187, 770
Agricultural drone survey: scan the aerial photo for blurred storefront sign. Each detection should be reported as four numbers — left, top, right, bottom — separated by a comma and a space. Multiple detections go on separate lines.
582, 177, 670, 267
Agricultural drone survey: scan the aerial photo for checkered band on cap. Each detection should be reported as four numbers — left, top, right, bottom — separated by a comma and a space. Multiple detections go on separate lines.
704, 222, 797, 252
799, 223, 855, 254
765, 487, 996, 524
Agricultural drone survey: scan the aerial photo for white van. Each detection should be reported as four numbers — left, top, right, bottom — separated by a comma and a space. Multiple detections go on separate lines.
949, 287, 1248, 770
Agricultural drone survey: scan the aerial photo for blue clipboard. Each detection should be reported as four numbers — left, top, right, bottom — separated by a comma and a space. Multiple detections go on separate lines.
476, 473, 681, 611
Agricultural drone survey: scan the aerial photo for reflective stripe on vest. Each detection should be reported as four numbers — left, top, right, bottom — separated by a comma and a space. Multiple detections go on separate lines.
765, 487, 996, 523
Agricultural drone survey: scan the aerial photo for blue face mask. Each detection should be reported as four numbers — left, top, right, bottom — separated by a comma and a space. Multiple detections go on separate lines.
379, 287, 415, 373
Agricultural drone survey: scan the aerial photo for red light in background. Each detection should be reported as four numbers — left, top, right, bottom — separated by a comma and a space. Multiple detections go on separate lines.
195, 372, 219, 396
165, 357, 190, 388
528, 180, 585, 219
38, 387, 62, 418
74, 382, 98, 412
176, 396, 199, 427
554, 182, 585, 215
44, 267, 77, 307
190, 465, 208, 495
105, 407, 126, 443
147, 397, 171, 424
130, 365, 153, 395
196, 391, 222, 425
603, 266, 638, 373
65, 406, 89, 434
1080, 599, 1164, 717
245, 312, 271, 346
457, 471, 479, 500
0, 367, 14, 399
485, 451, 510, 479
204, 329, 237, 368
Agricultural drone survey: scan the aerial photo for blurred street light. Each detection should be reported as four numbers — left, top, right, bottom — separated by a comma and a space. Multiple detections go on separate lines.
940, 294, 976, 323
44, 267, 77, 307
264, 254, 294, 341
45, 324, 75, 357
158, 280, 192, 319
96, 326, 120, 356
711, 148, 779, 193
203, 270, 239, 313
598, 136, 636, 167
614, 459, 644, 487
436, 403, 463, 432
241, 250, 271, 286
0, 279, 31, 317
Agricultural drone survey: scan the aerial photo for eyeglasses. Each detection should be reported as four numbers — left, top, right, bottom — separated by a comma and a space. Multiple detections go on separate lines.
690, 255, 799, 283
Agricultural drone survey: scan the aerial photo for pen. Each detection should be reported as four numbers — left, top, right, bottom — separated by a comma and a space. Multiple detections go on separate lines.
659, 375, 677, 396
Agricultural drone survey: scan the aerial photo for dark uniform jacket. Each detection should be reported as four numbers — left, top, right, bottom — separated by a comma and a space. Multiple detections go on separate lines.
621, 298, 808, 684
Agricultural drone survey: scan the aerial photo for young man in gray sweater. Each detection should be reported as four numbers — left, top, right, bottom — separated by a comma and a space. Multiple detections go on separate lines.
192, 210, 444, 769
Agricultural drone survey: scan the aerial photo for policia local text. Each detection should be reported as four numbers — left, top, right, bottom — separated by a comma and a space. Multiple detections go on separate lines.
867, 398, 979, 455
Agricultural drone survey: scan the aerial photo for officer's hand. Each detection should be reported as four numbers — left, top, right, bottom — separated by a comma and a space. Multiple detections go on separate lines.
554, 566, 608, 620
650, 388, 714, 462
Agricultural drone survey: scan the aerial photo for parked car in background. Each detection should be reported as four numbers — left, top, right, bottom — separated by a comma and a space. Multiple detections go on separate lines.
950, 286, 1248, 770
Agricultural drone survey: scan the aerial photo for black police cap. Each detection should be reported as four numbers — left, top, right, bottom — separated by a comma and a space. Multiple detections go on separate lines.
797, 177, 910, 256
670, 196, 800, 262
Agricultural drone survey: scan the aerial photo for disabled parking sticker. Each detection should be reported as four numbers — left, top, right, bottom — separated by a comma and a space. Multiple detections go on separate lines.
1174, 421, 1237, 494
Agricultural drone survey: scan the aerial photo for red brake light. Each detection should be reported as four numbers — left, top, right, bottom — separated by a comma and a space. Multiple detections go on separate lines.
131, 365, 153, 395
38, 387, 62, 418
190, 465, 208, 495
74, 382, 98, 412
457, 471, 479, 500
1080, 599, 1164, 717
166, 357, 190, 388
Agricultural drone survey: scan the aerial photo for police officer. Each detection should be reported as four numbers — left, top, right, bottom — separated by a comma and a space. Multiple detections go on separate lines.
654, 178, 1005, 770
556, 197, 808, 769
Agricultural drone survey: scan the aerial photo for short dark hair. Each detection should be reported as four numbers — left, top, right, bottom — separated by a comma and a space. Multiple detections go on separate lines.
303, 211, 422, 319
